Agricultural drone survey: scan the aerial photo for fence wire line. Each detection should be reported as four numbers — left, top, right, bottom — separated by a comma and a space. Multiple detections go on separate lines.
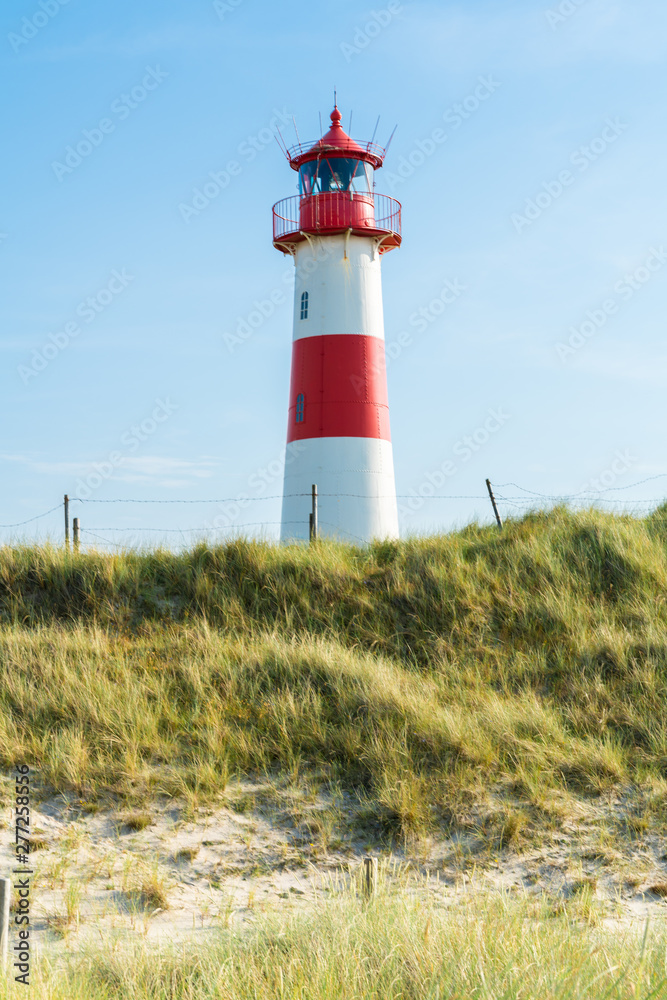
80, 499, 664, 534
81, 524, 369, 545
83, 522, 303, 533
319, 521, 367, 544
494, 472, 667, 499
2, 480, 666, 535
72, 488, 667, 504
495, 494, 659, 507
76, 496, 287, 504
494, 487, 662, 506
0, 503, 63, 529
81, 530, 127, 550
75, 493, 497, 503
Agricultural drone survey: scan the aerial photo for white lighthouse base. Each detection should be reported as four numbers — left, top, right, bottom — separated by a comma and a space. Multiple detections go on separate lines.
281, 437, 399, 544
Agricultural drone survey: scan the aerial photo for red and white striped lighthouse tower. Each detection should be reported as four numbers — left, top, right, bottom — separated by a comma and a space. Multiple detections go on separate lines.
272, 106, 402, 543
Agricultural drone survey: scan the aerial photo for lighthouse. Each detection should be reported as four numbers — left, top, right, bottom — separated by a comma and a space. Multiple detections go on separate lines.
273, 106, 402, 543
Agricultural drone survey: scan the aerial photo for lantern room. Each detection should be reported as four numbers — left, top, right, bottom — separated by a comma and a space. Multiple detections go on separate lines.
272, 107, 402, 254
298, 157, 373, 196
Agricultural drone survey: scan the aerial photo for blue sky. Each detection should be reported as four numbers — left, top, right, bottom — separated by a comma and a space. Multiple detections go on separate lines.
2, 0, 667, 547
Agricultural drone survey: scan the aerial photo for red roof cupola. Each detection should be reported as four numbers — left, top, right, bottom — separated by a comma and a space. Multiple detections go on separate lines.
286, 107, 386, 171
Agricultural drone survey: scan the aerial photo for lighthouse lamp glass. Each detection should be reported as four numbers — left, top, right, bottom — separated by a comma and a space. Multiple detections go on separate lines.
299, 158, 372, 196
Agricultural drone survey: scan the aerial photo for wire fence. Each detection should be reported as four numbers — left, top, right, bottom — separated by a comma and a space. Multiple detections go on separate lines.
2, 474, 667, 549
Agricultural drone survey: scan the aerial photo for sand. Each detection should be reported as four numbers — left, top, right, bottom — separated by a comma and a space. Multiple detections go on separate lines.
3, 780, 666, 957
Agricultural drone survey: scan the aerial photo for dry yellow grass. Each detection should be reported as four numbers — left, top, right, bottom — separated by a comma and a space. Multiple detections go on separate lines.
2, 887, 666, 999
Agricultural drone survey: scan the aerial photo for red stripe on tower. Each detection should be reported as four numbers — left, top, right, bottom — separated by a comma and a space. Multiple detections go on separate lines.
286, 334, 391, 443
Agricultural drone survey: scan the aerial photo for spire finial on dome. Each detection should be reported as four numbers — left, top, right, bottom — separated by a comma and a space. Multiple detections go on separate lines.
330, 106, 342, 126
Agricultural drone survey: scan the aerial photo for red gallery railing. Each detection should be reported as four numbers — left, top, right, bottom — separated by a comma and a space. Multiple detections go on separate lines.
272, 192, 402, 252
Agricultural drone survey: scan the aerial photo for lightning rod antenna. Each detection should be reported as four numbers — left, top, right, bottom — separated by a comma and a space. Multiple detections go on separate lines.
275, 127, 289, 158
319, 111, 323, 135
370, 115, 381, 145
292, 116, 301, 145
348, 110, 353, 133
384, 124, 398, 155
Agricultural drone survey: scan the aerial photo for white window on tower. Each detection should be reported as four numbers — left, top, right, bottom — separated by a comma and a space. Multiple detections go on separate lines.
300, 291, 309, 320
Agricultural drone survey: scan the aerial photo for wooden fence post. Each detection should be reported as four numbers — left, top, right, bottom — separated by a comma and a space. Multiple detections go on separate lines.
485, 479, 503, 530
0, 877, 10, 972
64, 494, 70, 550
310, 484, 318, 542
363, 857, 378, 899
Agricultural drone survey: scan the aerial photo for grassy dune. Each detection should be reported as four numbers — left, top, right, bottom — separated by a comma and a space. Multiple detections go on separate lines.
1, 505, 667, 840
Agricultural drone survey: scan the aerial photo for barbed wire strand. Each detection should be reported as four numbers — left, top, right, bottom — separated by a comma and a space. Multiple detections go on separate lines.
3, 483, 665, 538
493, 473, 667, 499
76, 493, 495, 503
76, 496, 287, 504
81, 522, 305, 533
82, 524, 369, 546
80, 530, 126, 550
319, 521, 367, 544
73, 485, 667, 505
0, 504, 64, 529
495, 494, 659, 507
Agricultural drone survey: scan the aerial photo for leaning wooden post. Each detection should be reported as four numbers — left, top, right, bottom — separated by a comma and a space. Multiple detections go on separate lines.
0, 877, 10, 972
485, 479, 503, 530
73, 517, 80, 552
64, 494, 70, 550
363, 857, 378, 900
